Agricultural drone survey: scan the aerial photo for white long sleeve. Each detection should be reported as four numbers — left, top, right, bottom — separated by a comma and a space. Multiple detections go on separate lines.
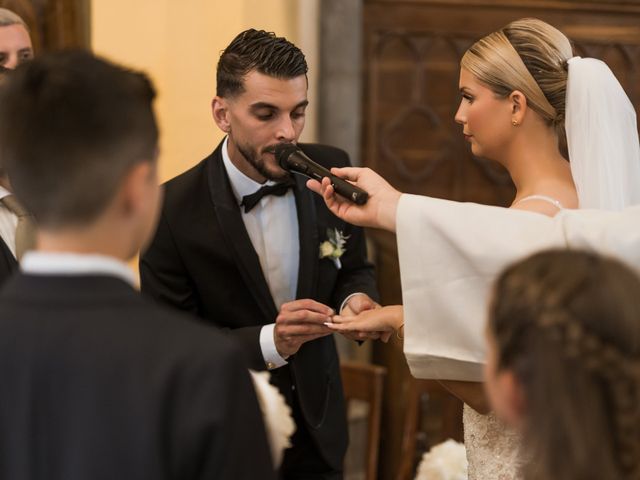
396, 194, 640, 381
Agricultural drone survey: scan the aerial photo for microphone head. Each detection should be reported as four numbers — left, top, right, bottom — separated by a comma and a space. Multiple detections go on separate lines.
274, 143, 300, 170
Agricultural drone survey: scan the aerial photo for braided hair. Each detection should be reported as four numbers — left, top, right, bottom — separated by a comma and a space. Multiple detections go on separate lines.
489, 250, 640, 480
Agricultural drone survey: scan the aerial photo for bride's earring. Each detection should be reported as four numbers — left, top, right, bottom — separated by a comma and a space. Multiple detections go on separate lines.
512, 120, 520, 126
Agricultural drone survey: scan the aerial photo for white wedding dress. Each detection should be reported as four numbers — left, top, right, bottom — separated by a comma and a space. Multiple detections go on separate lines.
463, 406, 521, 480
462, 194, 561, 480
395, 195, 640, 480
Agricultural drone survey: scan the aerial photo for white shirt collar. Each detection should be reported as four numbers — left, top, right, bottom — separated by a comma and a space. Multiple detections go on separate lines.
0, 185, 12, 201
220, 136, 275, 206
21, 251, 136, 286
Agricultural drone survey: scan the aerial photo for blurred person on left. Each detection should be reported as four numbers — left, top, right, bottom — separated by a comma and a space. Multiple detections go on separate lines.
0, 8, 35, 287
0, 8, 33, 70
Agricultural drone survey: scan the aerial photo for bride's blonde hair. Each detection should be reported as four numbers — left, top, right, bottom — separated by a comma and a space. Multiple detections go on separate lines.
462, 18, 572, 132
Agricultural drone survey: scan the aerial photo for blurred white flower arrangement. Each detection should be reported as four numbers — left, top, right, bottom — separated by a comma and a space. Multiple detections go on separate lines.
249, 370, 296, 468
414, 439, 468, 480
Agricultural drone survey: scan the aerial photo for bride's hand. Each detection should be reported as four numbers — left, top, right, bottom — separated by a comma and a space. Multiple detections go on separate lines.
306, 167, 402, 232
325, 305, 404, 343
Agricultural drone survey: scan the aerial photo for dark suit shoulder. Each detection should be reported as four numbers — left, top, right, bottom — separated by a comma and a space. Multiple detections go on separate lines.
117, 283, 246, 365
163, 154, 211, 202
0, 273, 275, 479
0, 236, 17, 287
298, 143, 351, 169
143, 297, 230, 343
0, 273, 241, 365
159, 150, 221, 229
146, 299, 241, 356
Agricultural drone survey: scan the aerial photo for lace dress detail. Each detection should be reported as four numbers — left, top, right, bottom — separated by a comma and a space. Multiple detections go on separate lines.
464, 404, 522, 480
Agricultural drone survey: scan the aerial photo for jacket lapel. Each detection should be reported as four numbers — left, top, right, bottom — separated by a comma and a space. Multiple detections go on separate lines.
0, 236, 17, 270
293, 172, 319, 300
206, 144, 278, 320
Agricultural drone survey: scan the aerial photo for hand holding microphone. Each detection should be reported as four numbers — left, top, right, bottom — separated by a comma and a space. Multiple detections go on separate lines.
275, 144, 369, 205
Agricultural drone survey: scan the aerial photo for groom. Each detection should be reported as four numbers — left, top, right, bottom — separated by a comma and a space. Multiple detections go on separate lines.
140, 29, 379, 479
0, 8, 35, 286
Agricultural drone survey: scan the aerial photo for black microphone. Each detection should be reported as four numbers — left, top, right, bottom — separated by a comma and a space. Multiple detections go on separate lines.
275, 144, 369, 205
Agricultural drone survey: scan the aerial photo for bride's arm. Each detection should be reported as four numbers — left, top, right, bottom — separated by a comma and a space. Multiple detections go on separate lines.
437, 380, 491, 414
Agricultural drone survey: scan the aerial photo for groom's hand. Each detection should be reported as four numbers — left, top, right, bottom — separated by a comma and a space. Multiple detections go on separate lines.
274, 299, 334, 358
340, 294, 382, 342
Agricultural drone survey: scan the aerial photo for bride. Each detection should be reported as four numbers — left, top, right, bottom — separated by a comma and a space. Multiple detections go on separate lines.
309, 18, 640, 480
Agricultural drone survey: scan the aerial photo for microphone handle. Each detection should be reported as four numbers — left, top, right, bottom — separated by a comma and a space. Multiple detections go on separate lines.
327, 173, 369, 206
291, 156, 369, 205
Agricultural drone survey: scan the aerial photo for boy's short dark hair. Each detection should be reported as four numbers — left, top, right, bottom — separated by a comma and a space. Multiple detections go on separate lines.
216, 29, 308, 98
0, 50, 158, 228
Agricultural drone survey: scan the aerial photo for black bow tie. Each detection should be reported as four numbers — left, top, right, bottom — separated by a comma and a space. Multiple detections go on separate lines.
241, 179, 296, 213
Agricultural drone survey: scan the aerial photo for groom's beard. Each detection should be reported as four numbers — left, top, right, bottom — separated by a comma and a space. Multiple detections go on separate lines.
237, 142, 291, 182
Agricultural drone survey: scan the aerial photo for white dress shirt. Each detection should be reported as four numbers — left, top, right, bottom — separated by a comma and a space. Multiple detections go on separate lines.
21, 251, 136, 286
0, 186, 18, 258
221, 138, 299, 369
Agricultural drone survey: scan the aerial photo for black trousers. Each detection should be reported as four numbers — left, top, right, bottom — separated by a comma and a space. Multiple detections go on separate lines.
273, 367, 344, 480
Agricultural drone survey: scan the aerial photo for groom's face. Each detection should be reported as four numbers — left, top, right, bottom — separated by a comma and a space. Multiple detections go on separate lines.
213, 69, 308, 183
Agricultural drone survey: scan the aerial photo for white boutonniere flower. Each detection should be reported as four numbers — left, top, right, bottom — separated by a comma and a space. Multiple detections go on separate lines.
319, 228, 349, 269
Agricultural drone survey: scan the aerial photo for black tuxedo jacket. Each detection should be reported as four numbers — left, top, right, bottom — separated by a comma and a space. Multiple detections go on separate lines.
0, 273, 275, 480
0, 236, 17, 286
140, 141, 378, 470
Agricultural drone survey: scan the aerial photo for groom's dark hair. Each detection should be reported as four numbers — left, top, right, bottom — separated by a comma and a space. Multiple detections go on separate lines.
216, 29, 308, 98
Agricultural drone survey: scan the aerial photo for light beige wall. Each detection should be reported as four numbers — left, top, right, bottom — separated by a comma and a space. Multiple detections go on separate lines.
91, 0, 316, 183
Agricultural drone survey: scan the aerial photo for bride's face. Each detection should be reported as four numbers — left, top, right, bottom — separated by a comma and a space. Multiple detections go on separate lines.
455, 68, 514, 162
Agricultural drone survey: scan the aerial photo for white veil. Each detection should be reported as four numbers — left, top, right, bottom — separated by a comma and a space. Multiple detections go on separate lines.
565, 57, 640, 210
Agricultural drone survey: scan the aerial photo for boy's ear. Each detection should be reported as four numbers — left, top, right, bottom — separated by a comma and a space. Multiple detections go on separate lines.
118, 161, 154, 217
497, 370, 527, 428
